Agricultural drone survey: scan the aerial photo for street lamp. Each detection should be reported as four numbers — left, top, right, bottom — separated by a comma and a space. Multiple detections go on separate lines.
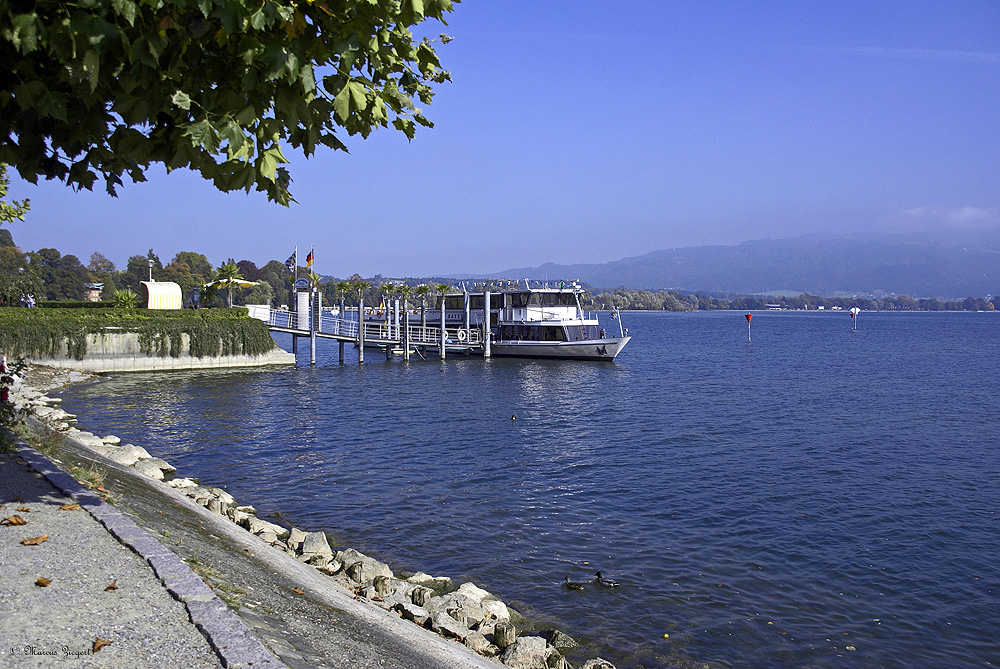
147, 258, 153, 282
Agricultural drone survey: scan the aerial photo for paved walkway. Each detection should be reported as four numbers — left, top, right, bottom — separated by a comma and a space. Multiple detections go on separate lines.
0, 438, 282, 668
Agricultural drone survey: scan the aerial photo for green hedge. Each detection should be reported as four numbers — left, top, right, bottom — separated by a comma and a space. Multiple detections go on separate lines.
0, 307, 274, 360
37, 301, 114, 309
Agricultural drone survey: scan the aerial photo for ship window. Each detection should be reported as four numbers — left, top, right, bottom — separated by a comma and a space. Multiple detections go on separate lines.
507, 292, 530, 308
529, 293, 577, 307
544, 326, 565, 341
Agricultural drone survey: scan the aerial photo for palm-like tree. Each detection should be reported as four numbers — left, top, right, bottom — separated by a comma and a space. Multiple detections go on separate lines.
215, 258, 244, 308
434, 284, 452, 316
415, 284, 431, 331
351, 279, 370, 303
397, 284, 412, 309
334, 280, 351, 326
382, 283, 399, 337
396, 284, 413, 339
351, 279, 371, 322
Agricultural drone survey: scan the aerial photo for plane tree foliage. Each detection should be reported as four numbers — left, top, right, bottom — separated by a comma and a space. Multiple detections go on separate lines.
1, 0, 457, 205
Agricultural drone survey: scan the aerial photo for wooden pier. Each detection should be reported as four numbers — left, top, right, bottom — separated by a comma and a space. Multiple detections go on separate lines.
248, 306, 483, 364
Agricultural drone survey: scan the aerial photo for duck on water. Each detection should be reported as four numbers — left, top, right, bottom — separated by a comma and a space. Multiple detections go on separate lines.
595, 571, 620, 588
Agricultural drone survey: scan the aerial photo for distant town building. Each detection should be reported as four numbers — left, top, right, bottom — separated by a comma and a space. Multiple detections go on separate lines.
84, 282, 104, 302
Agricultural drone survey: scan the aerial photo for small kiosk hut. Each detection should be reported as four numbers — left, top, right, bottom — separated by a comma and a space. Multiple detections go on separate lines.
140, 281, 183, 310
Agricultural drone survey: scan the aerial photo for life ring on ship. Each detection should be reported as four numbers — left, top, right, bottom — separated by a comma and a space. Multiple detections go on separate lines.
457, 330, 467, 342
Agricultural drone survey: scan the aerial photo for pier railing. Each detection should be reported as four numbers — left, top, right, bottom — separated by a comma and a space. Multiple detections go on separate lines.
247, 306, 481, 347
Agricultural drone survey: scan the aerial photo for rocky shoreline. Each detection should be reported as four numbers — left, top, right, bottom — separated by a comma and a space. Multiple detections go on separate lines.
11, 367, 618, 669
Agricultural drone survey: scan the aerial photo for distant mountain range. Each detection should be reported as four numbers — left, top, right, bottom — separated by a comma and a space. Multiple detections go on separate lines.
471, 232, 1000, 298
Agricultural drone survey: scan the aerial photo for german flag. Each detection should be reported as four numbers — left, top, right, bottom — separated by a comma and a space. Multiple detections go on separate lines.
306, 249, 314, 267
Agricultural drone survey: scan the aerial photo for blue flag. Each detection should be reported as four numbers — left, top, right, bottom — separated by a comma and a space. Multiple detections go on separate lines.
284, 253, 295, 274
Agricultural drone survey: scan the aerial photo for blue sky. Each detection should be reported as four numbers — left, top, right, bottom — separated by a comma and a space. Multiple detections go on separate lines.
6, 1, 999, 277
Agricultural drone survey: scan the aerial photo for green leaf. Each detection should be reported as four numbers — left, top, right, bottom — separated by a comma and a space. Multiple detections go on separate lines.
248, 8, 267, 31
112, 0, 138, 26
183, 118, 220, 153
348, 81, 368, 111
234, 105, 257, 125
259, 46, 299, 82
84, 50, 101, 92
333, 84, 351, 121
259, 151, 276, 181
171, 91, 192, 110
37, 91, 69, 122
10, 13, 40, 53
212, 3, 244, 34
299, 63, 315, 95
219, 121, 249, 159
392, 117, 415, 140
13, 81, 47, 110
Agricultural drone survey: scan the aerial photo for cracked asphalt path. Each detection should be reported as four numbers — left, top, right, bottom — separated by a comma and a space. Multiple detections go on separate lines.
0, 449, 223, 668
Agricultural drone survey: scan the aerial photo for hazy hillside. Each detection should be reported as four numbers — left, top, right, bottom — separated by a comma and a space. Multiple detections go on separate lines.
480, 232, 1000, 298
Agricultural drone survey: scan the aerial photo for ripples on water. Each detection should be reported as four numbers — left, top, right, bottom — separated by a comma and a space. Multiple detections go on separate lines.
58, 312, 1000, 667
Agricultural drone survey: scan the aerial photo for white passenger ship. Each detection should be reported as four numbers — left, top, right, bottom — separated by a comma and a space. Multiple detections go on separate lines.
439, 281, 631, 361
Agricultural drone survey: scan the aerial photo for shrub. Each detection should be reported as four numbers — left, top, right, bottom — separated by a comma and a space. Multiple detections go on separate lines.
112, 289, 139, 309
0, 308, 275, 360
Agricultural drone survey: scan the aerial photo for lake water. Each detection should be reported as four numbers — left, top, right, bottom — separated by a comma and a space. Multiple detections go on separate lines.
57, 311, 1000, 667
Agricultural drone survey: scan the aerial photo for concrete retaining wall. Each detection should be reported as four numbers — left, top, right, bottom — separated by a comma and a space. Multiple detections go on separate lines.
30, 332, 296, 372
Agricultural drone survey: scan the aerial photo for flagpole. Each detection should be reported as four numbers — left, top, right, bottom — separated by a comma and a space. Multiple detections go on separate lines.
294, 246, 298, 280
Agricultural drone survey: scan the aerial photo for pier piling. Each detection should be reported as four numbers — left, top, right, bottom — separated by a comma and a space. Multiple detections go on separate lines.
403, 312, 410, 361
483, 290, 491, 359
439, 298, 446, 359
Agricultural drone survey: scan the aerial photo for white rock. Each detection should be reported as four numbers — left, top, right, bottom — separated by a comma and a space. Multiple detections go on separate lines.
578, 659, 617, 669
456, 582, 493, 602
146, 457, 176, 473
482, 598, 510, 622
338, 548, 392, 583
301, 532, 333, 559
499, 636, 549, 669
102, 435, 122, 445
245, 517, 289, 540
119, 443, 152, 460
209, 488, 235, 506
74, 433, 107, 449
132, 459, 165, 480
406, 571, 454, 594
106, 446, 141, 466
87, 442, 119, 457
431, 612, 469, 640
463, 630, 496, 655
287, 528, 307, 552
394, 602, 430, 626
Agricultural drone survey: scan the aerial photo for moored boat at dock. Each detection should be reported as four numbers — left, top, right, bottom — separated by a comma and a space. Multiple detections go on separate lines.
438, 280, 631, 361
